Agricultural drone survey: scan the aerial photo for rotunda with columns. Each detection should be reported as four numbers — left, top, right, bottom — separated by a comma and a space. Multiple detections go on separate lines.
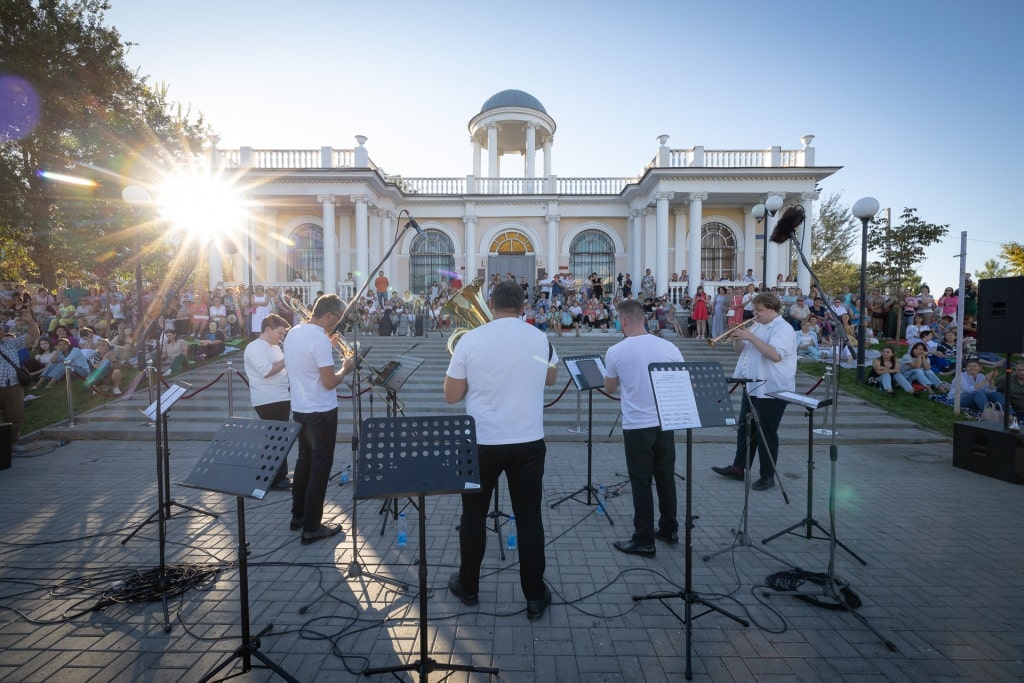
206, 88, 839, 305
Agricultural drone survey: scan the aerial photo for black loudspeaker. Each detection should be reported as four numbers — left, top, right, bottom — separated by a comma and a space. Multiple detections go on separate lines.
976, 276, 1024, 353
952, 422, 1024, 484
414, 315, 425, 337
0, 423, 11, 471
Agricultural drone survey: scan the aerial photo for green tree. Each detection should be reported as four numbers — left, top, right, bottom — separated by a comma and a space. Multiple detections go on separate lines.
1000, 242, 1024, 275
0, 0, 209, 288
974, 258, 1009, 281
809, 192, 860, 296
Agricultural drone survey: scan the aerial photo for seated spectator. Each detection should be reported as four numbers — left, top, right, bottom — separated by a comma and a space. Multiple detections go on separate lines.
193, 322, 227, 360
49, 296, 76, 332
995, 360, 1024, 415
905, 315, 925, 346
930, 329, 958, 374
33, 338, 88, 390
82, 339, 123, 394
796, 320, 820, 359
23, 337, 57, 378
534, 305, 548, 332
900, 341, 945, 393
869, 346, 914, 394
77, 326, 99, 351
161, 330, 190, 376
950, 358, 1004, 412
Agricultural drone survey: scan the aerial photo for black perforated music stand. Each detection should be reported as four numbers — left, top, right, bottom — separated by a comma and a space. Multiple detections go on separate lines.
356, 415, 498, 681
180, 418, 301, 683
634, 362, 748, 681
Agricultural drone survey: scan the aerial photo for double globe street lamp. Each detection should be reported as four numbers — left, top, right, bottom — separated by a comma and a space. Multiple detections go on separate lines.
752, 194, 784, 289
852, 196, 881, 383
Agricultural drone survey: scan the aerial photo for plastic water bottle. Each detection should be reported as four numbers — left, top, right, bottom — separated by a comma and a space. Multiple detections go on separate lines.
506, 515, 517, 550
340, 466, 350, 484
397, 512, 408, 547
596, 486, 607, 515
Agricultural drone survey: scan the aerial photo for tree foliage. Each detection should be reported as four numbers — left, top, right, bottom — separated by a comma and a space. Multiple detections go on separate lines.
1000, 242, 1024, 275
0, 0, 209, 287
865, 207, 949, 295
809, 192, 860, 295
973, 258, 1009, 281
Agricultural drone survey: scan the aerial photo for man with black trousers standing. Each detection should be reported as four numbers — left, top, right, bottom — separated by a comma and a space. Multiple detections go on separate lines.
283, 294, 355, 544
711, 292, 797, 491
444, 280, 558, 620
604, 298, 684, 558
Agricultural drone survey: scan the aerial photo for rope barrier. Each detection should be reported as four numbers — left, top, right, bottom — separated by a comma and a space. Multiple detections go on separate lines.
543, 378, 574, 408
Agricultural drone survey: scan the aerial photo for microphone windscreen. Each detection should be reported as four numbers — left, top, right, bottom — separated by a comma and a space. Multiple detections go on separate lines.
769, 205, 805, 244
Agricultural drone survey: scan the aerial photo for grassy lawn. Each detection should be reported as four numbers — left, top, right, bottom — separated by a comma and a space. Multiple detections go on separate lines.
799, 361, 973, 438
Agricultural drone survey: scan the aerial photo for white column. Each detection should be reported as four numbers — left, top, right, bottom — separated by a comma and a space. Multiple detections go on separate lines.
743, 206, 756, 278
546, 202, 559, 278
673, 208, 686, 275
472, 136, 482, 178
464, 204, 477, 282
369, 208, 384, 284
352, 195, 369, 282
318, 194, 337, 295
643, 208, 655, 278
487, 123, 498, 185
543, 136, 553, 177
687, 193, 706, 298
264, 208, 279, 282
764, 194, 783, 286
629, 208, 642, 283
798, 191, 819, 293
207, 242, 223, 290
526, 123, 537, 186
337, 209, 352, 283
655, 192, 673, 295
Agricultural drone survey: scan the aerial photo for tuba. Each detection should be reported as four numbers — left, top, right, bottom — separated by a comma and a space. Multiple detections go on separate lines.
439, 278, 492, 355
283, 296, 401, 409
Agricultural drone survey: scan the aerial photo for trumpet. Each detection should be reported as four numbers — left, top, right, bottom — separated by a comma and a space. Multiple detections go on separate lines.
706, 318, 756, 347
283, 296, 402, 409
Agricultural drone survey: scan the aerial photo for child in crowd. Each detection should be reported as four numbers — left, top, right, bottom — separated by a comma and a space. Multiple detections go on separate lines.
796, 320, 820, 359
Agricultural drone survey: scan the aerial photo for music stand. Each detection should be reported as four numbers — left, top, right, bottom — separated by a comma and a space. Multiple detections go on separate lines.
180, 418, 301, 683
372, 355, 425, 534
550, 354, 614, 525
634, 362, 748, 680
357, 415, 499, 682
761, 392, 866, 565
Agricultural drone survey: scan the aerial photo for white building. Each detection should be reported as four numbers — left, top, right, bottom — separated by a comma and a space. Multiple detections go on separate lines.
210, 89, 840, 302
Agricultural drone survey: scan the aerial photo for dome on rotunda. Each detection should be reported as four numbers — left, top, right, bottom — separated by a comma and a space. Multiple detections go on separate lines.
479, 89, 548, 115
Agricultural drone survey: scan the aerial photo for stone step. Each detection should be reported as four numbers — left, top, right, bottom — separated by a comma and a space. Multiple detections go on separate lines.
39, 332, 946, 445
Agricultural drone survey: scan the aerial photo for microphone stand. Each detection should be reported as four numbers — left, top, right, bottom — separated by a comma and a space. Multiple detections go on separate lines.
764, 229, 895, 652
338, 211, 419, 591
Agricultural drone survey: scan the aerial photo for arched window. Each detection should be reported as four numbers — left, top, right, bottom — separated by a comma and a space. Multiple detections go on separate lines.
700, 222, 737, 281
287, 223, 323, 283
489, 230, 534, 254
410, 229, 455, 295
569, 229, 614, 291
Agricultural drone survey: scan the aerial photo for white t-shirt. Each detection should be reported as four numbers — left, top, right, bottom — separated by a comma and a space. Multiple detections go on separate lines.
244, 338, 290, 407
604, 333, 685, 429
733, 314, 797, 398
446, 317, 556, 445
282, 322, 337, 413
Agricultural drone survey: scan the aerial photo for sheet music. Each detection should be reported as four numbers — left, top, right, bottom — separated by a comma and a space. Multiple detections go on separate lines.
140, 382, 190, 420
649, 368, 702, 430
768, 390, 822, 410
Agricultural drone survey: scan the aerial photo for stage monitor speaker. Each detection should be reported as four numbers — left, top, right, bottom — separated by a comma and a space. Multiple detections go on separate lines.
414, 315, 425, 337
0, 423, 11, 471
952, 421, 1024, 484
975, 276, 1024, 352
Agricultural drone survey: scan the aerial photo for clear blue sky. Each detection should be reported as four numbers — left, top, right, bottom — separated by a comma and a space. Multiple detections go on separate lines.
104, 0, 1022, 291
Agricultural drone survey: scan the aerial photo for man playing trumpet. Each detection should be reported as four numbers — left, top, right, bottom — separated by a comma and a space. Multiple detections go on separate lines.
711, 292, 797, 491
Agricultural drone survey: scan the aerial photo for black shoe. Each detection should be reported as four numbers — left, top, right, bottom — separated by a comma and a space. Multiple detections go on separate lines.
613, 539, 656, 558
711, 465, 745, 481
289, 516, 304, 531
526, 586, 552, 621
300, 523, 343, 544
271, 477, 292, 491
448, 572, 479, 606
751, 477, 775, 491
655, 530, 679, 544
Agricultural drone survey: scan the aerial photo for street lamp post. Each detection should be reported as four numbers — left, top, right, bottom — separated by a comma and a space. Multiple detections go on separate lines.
121, 185, 151, 374
852, 196, 880, 383
752, 194, 784, 289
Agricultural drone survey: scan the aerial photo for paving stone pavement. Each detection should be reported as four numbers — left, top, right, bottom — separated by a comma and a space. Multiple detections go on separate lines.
3, 332, 1022, 682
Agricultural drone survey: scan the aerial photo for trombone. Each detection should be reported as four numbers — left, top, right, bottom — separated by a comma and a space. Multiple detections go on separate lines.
283, 296, 402, 410
706, 318, 756, 347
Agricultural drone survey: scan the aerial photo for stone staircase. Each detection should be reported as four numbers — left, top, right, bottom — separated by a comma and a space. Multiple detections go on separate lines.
40, 330, 947, 445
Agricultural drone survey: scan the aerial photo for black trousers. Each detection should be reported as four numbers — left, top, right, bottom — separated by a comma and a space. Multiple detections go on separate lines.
622, 427, 678, 545
458, 439, 547, 601
731, 396, 787, 479
291, 409, 337, 532
255, 400, 291, 484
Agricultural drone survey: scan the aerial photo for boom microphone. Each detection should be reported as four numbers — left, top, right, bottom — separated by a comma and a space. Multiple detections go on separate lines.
769, 205, 805, 244
404, 215, 424, 235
